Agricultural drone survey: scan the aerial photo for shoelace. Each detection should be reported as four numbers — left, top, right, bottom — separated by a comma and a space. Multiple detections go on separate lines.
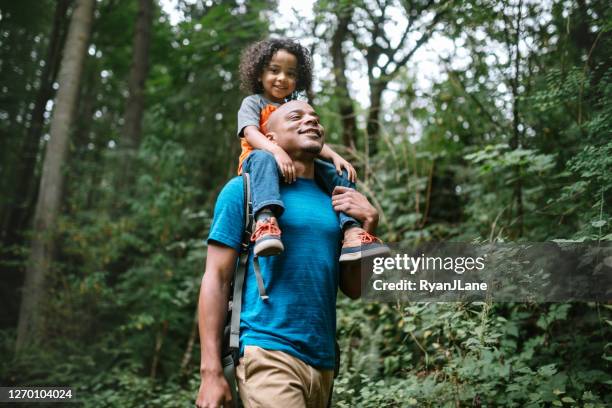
251, 219, 281, 242
358, 230, 382, 244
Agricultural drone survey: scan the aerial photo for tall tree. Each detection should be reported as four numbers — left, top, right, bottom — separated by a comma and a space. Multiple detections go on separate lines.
121, 0, 153, 170
330, 2, 358, 149
504, 0, 525, 236
16, 0, 95, 351
347, 0, 452, 155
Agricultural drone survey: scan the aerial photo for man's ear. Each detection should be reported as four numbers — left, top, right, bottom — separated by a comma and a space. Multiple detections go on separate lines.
265, 131, 277, 144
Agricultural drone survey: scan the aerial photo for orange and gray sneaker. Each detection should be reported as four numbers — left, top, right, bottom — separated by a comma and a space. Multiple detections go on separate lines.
251, 217, 284, 257
339, 227, 390, 263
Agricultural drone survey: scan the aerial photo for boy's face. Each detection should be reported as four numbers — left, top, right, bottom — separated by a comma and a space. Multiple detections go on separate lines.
259, 49, 298, 103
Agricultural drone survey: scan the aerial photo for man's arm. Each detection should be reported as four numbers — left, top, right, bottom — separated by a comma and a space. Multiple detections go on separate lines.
332, 186, 380, 299
195, 243, 239, 408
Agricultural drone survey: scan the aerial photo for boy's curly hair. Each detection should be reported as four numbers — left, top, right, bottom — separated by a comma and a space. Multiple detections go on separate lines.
239, 38, 312, 96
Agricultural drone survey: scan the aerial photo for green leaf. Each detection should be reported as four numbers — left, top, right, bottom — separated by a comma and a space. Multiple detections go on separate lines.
561, 397, 576, 403
552, 389, 565, 395
538, 364, 558, 377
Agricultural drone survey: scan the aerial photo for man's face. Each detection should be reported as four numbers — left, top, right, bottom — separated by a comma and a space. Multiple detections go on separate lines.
268, 101, 325, 157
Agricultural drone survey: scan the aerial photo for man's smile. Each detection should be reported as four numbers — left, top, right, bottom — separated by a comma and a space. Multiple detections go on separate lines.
299, 127, 322, 138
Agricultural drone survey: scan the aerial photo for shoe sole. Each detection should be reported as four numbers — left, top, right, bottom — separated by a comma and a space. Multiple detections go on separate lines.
254, 238, 284, 257
339, 245, 391, 263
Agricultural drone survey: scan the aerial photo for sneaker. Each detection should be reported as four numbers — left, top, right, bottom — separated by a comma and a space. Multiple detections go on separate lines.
339, 227, 390, 263
251, 217, 284, 257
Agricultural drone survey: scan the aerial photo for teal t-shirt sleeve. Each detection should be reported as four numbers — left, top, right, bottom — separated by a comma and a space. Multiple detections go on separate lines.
207, 177, 244, 251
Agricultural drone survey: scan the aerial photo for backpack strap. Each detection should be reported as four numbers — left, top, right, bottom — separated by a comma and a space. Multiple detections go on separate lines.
237, 172, 268, 300
229, 173, 253, 350
240, 173, 253, 254
229, 173, 270, 351
252, 257, 269, 300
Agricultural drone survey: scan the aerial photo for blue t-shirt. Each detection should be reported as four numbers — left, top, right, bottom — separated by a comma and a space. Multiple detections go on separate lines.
207, 176, 342, 369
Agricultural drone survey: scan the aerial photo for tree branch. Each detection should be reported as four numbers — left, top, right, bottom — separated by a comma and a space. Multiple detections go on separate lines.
383, 4, 450, 78
446, 68, 506, 133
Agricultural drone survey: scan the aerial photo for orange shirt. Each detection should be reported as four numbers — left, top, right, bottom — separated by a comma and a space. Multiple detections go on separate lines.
237, 104, 278, 174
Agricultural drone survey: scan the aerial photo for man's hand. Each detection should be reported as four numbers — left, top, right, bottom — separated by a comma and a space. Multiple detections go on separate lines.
331, 154, 357, 183
272, 147, 296, 183
196, 371, 233, 408
331, 186, 378, 233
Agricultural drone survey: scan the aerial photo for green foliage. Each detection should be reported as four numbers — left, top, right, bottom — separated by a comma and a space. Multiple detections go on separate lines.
334, 300, 611, 407
1, 0, 611, 406
329, 0, 612, 406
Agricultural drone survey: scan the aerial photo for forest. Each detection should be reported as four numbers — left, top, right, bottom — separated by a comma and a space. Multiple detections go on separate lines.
0, 0, 610, 406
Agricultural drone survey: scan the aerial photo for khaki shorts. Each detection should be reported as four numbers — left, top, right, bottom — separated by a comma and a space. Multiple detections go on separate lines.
236, 345, 334, 408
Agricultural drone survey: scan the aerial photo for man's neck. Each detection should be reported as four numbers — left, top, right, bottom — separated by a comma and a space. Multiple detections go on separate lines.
293, 160, 315, 179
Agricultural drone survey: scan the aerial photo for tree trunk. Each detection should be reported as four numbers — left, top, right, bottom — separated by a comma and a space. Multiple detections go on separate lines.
506, 0, 524, 237
330, 9, 357, 150
16, 0, 95, 352
306, 19, 318, 105
120, 0, 153, 187
150, 320, 168, 380
180, 310, 199, 380
65, 64, 99, 212
366, 81, 386, 156
0, 0, 70, 247
574, 0, 596, 69
510, 0, 524, 238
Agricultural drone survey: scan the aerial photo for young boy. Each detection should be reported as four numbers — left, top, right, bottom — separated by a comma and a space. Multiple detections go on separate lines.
237, 38, 389, 262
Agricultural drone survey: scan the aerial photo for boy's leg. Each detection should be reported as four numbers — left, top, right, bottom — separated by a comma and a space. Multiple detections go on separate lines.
243, 150, 284, 217
314, 159, 359, 230
243, 150, 284, 256
314, 159, 390, 262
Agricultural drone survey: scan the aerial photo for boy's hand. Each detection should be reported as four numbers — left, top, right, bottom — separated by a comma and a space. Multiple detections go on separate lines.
331, 154, 357, 183
273, 148, 296, 183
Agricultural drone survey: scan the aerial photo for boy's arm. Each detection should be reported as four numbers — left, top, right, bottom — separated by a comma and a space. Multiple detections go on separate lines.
195, 243, 239, 408
318, 143, 338, 161
243, 126, 296, 183
319, 144, 356, 183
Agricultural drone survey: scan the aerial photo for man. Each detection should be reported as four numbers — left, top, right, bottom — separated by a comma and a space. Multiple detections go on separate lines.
196, 100, 381, 408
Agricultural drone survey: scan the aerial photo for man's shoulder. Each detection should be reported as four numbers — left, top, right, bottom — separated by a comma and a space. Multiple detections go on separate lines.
217, 176, 244, 202
208, 176, 245, 250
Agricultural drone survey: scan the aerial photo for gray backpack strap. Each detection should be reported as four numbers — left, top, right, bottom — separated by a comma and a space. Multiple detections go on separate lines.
222, 354, 240, 404
229, 252, 248, 349
229, 173, 253, 350
253, 256, 269, 300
